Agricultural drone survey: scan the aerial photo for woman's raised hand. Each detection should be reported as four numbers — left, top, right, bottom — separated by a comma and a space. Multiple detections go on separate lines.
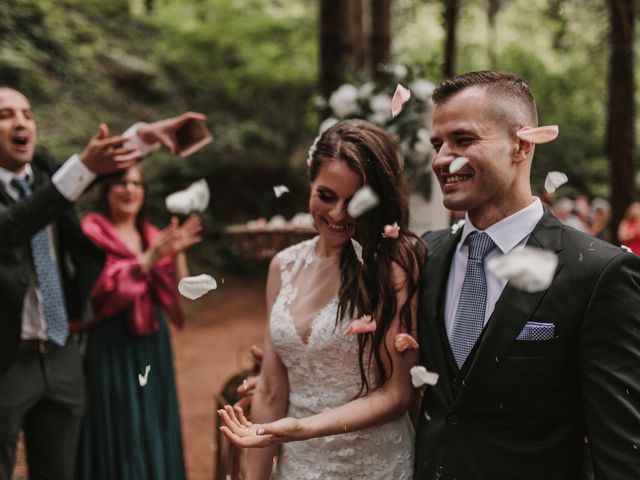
218, 405, 300, 448
141, 216, 203, 272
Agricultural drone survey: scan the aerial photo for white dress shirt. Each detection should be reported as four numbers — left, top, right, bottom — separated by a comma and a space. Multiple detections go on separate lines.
0, 124, 157, 340
444, 198, 544, 337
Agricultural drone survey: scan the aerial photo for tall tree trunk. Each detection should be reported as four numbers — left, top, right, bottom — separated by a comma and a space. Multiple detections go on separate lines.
371, 0, 392, 79
606, 0, 635, 243
487, 0, 501, 68
319, 0, 365, 99
443, 0, 460, 79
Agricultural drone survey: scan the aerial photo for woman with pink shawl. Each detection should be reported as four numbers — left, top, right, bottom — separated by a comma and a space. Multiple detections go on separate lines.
74, 165, 202, 480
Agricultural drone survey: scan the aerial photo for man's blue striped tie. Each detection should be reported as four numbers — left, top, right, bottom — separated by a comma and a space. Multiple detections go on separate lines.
11, 177, 69, 346
450, 231, 496, 368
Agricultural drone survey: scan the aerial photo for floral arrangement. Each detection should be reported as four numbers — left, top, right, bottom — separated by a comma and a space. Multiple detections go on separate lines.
317, 64, 436, 197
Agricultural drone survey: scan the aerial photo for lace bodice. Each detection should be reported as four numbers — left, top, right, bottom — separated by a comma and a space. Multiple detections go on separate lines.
269, 237, 414, 480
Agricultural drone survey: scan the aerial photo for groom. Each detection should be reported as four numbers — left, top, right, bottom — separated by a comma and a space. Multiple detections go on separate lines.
414, 70, 640, 479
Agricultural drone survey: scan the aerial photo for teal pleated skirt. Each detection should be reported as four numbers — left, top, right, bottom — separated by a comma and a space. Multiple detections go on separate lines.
75, 310, 186, 480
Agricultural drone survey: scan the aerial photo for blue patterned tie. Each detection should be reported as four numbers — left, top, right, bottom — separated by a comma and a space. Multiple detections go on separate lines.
450, 231, 496, 368
11, 177, 69, 346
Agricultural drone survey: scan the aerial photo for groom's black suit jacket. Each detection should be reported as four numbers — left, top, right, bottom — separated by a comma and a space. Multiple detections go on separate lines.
414, 210, 640, 480
0, 150, 104, 374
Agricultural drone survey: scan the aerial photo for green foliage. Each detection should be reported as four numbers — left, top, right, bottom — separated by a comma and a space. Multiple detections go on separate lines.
395, 0, 617, 200
1, 0, 319, 270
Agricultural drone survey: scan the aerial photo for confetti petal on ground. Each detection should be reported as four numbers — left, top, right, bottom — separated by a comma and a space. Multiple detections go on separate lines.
166, 179, 210, 214
138, 365, 150, 387
383, 222, 400, 238
273, 185, 290, 198
391, 84, 411, 117
544, 171, 568, 193
347, 185, 380, 217
487, 246, 558, 292
178, 274, 218, 300
449, 156, 469, 174
344, 316, 377, 335
395, 333, 419, 352
516, 125, 559, 144
410, 365, 439, 388
351, 238, 364, 263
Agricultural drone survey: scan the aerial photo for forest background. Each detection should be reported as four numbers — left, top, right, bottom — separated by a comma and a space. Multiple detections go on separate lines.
0, 0, 635, 271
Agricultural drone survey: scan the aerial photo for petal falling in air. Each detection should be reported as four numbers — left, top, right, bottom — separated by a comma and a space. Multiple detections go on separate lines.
178, 274, 218, 300
383, 222, 400, 239
391, 84, 411, 117
395, 333, 419, 352
347, 185, 380, 218
516, 125, 559, 144
344, 315, 377, 336
449, 156, 469, 174
544, 171, 568, 193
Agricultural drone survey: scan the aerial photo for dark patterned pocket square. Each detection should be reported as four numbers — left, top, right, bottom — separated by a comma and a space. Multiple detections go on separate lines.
515, 322, 555, 341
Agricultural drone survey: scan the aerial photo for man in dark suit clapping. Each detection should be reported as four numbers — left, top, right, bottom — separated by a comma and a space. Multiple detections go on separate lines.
415, 71, 640, 479
0, 86, 205, 480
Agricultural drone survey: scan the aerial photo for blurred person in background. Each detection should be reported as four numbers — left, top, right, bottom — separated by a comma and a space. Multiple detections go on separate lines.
551, 197, 574, 223
74, 165, 202, 480
589, 198, 611, 241
563, 195, 590, 233
617, 202, 640, 254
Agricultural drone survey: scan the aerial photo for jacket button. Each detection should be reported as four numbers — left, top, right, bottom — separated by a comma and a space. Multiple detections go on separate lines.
436, 465, 444, 478
447, 414, 459, 425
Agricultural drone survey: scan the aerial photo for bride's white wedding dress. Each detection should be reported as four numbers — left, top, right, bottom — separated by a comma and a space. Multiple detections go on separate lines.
269, 237, 414, 480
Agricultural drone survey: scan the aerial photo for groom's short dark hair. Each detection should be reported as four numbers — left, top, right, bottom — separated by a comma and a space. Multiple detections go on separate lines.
433, 70, 538, 131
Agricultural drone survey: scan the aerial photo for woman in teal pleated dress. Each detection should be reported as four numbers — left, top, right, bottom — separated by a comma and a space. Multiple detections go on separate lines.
74, 165, 202, 480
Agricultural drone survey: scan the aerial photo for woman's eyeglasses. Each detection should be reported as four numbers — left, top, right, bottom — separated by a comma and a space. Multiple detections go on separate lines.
113, 179, 145, 188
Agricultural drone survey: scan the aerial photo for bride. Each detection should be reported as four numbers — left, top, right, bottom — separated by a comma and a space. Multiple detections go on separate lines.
219, 119, 425, 479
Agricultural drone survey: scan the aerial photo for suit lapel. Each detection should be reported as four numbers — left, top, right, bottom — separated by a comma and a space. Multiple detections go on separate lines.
452, 211, 564, 409
420, 228, 462, 404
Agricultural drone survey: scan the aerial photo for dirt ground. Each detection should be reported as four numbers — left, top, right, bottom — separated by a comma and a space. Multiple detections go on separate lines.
13, 272, 267, 480
174, 272, 267, 480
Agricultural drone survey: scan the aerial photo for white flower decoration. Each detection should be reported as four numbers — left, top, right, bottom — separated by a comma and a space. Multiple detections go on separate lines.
329, 84, 359, 118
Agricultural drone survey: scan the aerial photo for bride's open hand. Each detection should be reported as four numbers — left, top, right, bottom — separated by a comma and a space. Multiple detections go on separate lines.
217, 405, 301, 448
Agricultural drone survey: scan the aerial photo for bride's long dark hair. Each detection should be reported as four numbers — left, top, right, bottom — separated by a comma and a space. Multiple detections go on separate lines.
308, 119, 426, 395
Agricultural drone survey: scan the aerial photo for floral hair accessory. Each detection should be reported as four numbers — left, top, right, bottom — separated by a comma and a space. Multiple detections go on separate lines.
306, 134, 321, 167
516, 125, 559, 144
382, 222, 400, 238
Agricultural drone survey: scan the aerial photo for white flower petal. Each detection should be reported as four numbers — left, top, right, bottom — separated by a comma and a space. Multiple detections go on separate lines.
410, 365, 439, 388
487, 246, 558, 293
166, 179, 210, 214
351, 238, 363, 264
544, 171, 568, 193
449, 156, 469, 174
391, 84, 411, 117
138, 365, 150, 387
273, 185, 289, 198
450, 219, 465, 234
178, 274, 218, 300
347, 185, 380, 218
